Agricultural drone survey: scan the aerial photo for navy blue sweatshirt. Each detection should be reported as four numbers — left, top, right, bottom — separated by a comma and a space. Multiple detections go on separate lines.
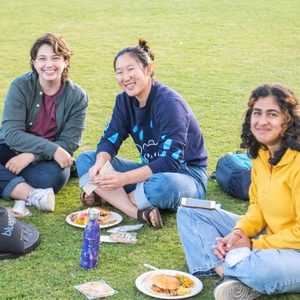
96, 81, 208, 174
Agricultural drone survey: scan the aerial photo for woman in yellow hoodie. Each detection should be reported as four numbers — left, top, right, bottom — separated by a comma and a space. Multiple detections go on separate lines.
177, 84, 300, 300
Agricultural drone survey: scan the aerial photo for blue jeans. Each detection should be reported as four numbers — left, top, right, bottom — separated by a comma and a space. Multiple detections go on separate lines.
76, 150, 208, 210
177, 206, 300, 295
0, 144, 70, 199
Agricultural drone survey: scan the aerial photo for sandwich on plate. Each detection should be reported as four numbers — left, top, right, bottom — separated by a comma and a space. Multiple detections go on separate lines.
151, 274, 191, 296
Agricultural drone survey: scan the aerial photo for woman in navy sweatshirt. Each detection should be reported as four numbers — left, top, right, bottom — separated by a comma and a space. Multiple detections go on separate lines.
76, 39, 208, 228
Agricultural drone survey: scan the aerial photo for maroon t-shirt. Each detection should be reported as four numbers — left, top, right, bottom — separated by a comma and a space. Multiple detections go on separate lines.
27, 84, 62, 141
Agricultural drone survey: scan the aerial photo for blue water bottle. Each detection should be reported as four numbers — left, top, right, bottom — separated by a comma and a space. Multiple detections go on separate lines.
80, 208, 100, 269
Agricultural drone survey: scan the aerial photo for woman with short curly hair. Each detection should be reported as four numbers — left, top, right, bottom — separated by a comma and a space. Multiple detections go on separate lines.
178, 84, 300, 299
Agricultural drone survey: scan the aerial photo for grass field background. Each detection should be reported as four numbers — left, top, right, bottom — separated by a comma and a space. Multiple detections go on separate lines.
0, 0, 299, 299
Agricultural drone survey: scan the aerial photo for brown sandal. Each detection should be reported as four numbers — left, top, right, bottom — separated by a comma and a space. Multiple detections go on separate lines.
80, 191, 103, 206
137, 206, 163, 229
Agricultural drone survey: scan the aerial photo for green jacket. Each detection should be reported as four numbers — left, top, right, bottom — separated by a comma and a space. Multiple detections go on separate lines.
0, 72, 89, 162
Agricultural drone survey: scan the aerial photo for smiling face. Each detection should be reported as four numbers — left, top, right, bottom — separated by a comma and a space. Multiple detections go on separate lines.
32, 44, 67, 90
115, 53, 153, 105
251, 95, 286, 155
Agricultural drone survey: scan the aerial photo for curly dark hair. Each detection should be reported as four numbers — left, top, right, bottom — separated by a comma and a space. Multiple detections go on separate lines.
30, 33, 72, 82
113, 39, 155, 77
240, 84, 300, 165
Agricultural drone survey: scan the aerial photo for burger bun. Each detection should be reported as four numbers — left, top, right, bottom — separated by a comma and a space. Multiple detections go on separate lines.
152, 274, 180, 290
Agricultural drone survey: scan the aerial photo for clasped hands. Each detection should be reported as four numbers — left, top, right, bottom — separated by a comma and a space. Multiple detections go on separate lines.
213, 229, 251, 261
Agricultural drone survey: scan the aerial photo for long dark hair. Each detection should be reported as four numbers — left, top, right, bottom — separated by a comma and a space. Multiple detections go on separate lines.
113, 39, 155, 77
30, 33, 72, 82
240, 84, 300, 165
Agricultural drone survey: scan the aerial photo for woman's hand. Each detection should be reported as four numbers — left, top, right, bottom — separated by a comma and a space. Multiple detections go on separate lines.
88, 152, 112, 181
96, 171, 127, 190
213, 229, 251, 261
5, 153, 35, 174
53, 147, 73, 168
89, 164, 102, 181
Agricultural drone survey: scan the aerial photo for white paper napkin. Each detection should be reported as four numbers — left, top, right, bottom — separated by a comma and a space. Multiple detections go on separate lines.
107, 224, 144, 233
225, 247, 251, 267
100, 235, 116, 243
82, 161, 114, 194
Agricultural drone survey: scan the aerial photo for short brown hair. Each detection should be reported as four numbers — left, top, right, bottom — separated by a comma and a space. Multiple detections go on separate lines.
30, 33, 72, 82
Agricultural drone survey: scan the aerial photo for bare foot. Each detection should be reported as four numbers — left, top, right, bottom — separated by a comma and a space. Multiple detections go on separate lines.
143, 210, 156, 227
82, 192, 110, 206
83, 193, 95, 205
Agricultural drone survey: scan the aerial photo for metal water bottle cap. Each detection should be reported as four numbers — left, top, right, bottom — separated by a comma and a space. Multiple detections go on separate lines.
89, 208, 100, 219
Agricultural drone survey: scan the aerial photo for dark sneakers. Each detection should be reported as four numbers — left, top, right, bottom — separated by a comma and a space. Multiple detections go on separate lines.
70, 157, 78, 178
214, 275, 262, 300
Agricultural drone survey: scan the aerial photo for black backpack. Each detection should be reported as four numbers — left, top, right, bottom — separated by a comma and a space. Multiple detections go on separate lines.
211, 153, 252, 200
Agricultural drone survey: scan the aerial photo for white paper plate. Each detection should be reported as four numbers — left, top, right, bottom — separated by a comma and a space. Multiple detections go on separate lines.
66, 210, 122, 229
135, 270, 203, 299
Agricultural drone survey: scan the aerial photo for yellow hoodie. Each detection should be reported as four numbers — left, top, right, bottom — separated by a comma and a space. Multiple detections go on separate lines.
235, 148, 300, 250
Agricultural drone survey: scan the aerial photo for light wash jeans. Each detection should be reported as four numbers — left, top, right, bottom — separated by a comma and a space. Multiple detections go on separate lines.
0, 144, 70, 199
177, 206, 300, 295
76, 150, 208, 210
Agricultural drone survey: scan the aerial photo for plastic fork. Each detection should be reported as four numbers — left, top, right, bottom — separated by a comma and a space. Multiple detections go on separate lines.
143, 263, 168, 274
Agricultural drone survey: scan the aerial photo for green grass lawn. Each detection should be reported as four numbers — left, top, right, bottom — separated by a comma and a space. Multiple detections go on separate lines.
0, 0, 300, 299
